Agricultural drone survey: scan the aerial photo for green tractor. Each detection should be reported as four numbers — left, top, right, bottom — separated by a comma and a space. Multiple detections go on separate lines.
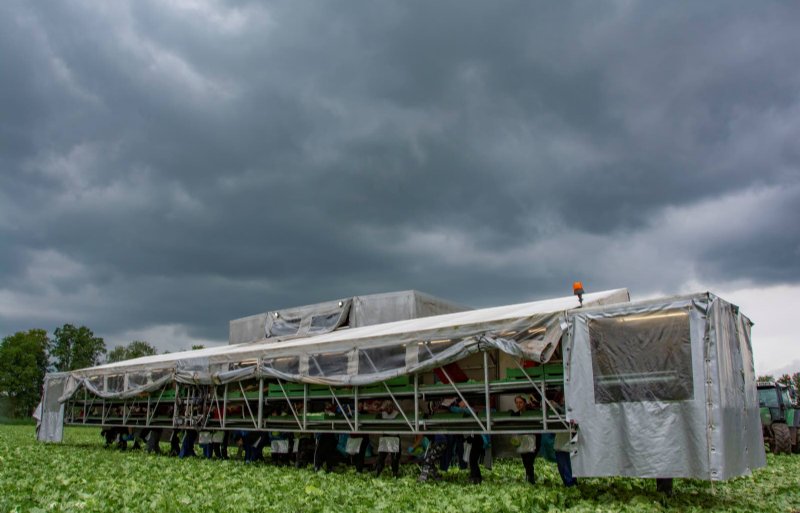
757, 381, 799, 454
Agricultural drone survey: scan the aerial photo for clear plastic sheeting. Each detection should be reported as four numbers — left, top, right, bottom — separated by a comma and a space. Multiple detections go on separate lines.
50, 288, 629, 400
69, 372, 174, 401
265, 298, 352, 339
588, 310, 693, 403
565, 293, 765, 480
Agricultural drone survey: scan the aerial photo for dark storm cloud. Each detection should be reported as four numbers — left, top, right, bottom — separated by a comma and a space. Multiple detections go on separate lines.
1, 0, 799, 350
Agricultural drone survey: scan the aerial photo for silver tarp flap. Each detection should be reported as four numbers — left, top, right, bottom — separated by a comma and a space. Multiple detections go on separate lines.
706, 298, 765, 480
565, 295, 712, 479
521, 319, 563, 363
39, 373, 68, 442
265, 298, 352, 339
68, 372, 175, 401
174, 365, 257, 385
737, 311, 766, 472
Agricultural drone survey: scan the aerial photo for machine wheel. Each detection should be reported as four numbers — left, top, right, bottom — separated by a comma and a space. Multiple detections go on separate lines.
656, 478, 674, 496
772, 423, 791, 454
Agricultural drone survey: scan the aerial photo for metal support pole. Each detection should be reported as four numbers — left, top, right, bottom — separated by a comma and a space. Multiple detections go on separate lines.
354, 385, 359, 431
414, 373, 419, 431
511, 359, 567, 429
147, 387, 166, 426
239, 381, 258, 429
222, 383, 228, 429
328, 386, 355, 431
83, 387, 88, 425
541, 375, 547, 431
483, 351, 491, 432
276, 379, 303, 430
361, 351, 414, 431
212, 386, 223, 428
257, 378, 264, 429
302, 383, 308, 430
172, 382, 179, 428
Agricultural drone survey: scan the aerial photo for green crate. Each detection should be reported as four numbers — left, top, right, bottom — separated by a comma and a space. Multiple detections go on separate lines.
544, 364, 564, 378
383, 376, 410, 387
267, 383, 305, 396
428, 411, 469, 420
505, 367, 543, 380
227, 390, 261, 400
304, 413, 329, 422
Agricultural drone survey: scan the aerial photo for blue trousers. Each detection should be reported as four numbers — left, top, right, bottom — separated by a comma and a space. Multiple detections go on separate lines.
179, 430, 197, 458
441, 435, 466, 471
555, 451, 577, 487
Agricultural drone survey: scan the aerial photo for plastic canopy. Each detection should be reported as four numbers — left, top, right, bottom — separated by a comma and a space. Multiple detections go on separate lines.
47, 289, 629, 406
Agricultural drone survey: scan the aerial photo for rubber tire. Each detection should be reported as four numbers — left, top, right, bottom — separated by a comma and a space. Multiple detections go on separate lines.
656, 478, 674, 496
772, 423, 791, 454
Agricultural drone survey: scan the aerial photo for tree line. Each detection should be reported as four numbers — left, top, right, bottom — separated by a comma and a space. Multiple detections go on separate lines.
757, 373, 800, 391
0, 324, 187, 419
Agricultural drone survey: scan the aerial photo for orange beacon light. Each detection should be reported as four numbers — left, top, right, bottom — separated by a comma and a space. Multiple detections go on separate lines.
573, 281, 585, 306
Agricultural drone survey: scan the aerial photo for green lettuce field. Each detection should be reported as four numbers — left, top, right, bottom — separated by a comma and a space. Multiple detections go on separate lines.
1, 425, 797, 513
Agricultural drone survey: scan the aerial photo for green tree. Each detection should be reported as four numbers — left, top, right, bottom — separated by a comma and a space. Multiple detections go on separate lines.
107, 346, 128, 363
0, 329, 50, 417
757, 374, 775, 382
777, 374, 792, 386
107, 340, 157, 363
190, 344, 206, 350
793, 372, 800, 392
51, 324, 106, 371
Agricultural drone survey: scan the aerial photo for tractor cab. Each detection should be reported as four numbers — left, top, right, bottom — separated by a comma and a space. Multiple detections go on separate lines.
757, 381, 799, 454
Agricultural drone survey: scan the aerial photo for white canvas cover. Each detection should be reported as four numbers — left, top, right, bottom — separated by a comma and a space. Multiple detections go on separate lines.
349, 290, 470, 328
564, 292, 765, 480
38, 372, 68, 442
228, 290, 470, 344
52, 289, 629, 404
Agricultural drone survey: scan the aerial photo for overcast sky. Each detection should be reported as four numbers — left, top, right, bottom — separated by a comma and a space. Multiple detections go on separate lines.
1, 1, 798, 375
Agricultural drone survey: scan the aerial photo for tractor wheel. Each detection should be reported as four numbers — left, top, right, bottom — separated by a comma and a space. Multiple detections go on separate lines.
772, 423, 791, 454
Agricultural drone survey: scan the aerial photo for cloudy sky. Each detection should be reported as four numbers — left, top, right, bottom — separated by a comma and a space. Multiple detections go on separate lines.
1, 1, 798, 375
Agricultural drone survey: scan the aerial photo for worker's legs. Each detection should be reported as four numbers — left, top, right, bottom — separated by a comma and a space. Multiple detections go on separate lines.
467, 435, 483, 484
390, 450, 401, 477
147, 429, 162, 454
179, 430, 197, 458
315, 433, 338, 472
521, 452, 536, 484
419, 441, 446, 482
354, 437, 369, 473
555, 451, 577, 487
220, 431, 229, 459
169, 430, 181, 456
374, 451, 388, 476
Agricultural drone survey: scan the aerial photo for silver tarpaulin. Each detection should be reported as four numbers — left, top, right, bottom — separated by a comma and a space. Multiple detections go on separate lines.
564, 293, 765, 480
38, 373, 68, 442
